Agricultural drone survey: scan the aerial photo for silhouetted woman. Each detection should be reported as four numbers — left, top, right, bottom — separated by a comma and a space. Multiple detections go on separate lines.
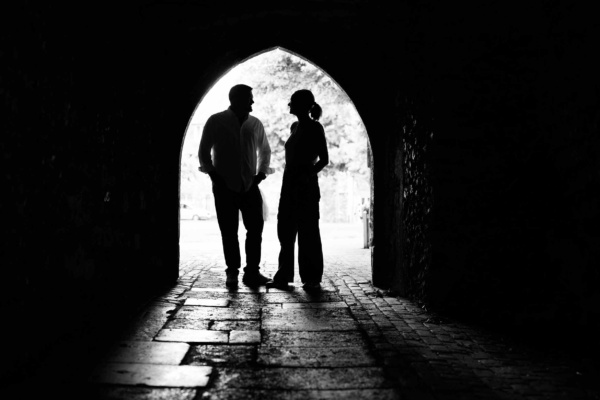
268, 89, 329, 291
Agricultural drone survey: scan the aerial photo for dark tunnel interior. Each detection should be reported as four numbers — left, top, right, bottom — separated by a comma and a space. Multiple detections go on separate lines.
2, 1, 599, 396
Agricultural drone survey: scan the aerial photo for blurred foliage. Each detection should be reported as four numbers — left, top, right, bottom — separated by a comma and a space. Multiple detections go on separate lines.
181, 49, 371, 222
234, 49, 369, 177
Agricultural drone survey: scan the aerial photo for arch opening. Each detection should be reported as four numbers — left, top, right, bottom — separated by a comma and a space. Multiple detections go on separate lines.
178, 47, 373, 271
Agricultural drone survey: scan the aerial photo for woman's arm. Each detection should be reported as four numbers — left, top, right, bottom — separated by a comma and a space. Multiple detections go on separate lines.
310, 123, 329, 176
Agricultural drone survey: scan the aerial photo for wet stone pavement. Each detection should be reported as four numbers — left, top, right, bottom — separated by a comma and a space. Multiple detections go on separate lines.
87, 224, 599, 400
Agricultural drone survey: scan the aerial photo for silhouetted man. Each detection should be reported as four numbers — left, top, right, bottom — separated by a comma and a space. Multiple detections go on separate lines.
198, 84, 273, 287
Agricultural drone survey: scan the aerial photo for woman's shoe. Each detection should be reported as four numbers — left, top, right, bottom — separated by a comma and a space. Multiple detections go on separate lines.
302, 282, 321, 291
242, 272, 272, 287
266, 280, 292, 291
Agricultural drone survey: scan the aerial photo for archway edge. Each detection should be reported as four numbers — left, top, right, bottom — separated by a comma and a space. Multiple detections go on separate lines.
176, 15, 407, 291
179, 44, 395, 288
183, 45, 379, 150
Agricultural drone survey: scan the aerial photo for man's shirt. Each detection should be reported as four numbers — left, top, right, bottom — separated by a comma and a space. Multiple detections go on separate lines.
199, 108, 273, 192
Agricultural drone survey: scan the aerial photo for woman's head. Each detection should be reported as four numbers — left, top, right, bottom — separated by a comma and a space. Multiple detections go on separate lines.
289, 89, 322, 121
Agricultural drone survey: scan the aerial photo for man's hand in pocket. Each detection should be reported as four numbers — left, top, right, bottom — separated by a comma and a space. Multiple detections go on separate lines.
253, 172, 267, 186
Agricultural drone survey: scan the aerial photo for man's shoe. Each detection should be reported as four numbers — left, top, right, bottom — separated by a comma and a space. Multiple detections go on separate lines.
226, 273, 239, 288
242, 272, 271, 286
266, 280, 292, 291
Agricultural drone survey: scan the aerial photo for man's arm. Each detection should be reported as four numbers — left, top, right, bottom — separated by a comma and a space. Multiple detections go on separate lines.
255, 120, 274, 184
198, 117, 218, 182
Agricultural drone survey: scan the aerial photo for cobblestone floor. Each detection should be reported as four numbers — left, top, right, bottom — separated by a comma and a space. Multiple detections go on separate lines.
86, 221, 599, 399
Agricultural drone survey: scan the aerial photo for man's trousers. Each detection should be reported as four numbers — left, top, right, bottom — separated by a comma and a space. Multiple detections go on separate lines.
212, 182, 264, 275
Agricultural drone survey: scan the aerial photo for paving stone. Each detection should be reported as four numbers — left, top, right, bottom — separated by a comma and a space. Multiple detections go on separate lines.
200, 388, 401, 400
421, 337, 442, 345
384, 298, 403, 305
185, 345, 257, 367
381, 356, 406, 367
190, 286, 267, 294
192, 288, 231, 293
230, 330, 261, 344
165, 318, 212, 330
264, 283, 336, 292
83, 243, 600, 400
211, 367, 396, 390
91, 386, 198, 400
262, 308, 359, 331
257, 346, 377, 367
102, 341, 190, 365
193, 275, 225, 287
211, 320, 261, 331
118, 306, 178, 341
262, 331, 367, 347
175, 306, 260, 321
236, 286, 268, 293
430, 345, 456, 354
282, 302, 348, 309
262, 304, 284, 311
184, 298, 230, 307
229, 299, 268, 308
265, 284, 298, 293
351, 310, 371, 320
89, 363, 212, 387
155, 328, 228, 343
186, 291, 263, 306
263, 291, 343, 304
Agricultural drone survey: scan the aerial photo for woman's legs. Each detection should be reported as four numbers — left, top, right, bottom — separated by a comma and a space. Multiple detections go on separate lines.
273, 215, 297, 283
297, 214, 324, 284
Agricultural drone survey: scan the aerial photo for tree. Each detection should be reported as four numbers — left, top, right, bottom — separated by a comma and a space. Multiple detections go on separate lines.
181, 49, 371, 222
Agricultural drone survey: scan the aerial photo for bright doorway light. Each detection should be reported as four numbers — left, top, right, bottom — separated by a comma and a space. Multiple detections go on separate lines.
181, 47, 370, 227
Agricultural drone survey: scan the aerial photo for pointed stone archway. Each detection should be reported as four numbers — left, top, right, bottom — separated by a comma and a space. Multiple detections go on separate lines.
179, 46, 374, 279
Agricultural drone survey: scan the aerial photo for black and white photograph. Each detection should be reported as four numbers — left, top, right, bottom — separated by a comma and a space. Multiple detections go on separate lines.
2, 1, 599, 399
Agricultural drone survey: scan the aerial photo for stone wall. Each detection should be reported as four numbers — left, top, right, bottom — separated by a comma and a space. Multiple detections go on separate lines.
2, 2, 599, 381
0, 0, 412, 380
417, 2, 600, 330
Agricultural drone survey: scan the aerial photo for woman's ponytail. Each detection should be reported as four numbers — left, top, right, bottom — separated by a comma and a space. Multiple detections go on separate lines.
309, 102, 322, 121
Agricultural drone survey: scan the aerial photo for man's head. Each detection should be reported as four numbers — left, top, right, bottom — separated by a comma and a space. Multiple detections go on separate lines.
229, 84, 254, 118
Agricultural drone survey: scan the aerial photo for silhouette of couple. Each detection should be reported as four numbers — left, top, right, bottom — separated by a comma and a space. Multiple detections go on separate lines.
199, 84, 329, 291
